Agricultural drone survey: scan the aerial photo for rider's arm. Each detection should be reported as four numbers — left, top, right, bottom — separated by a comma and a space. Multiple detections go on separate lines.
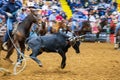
0, 1, 3, 7
12, 1, 22, 15
15, 1, 22, 9
0, 4, 8, 17
115, 23, 120, 36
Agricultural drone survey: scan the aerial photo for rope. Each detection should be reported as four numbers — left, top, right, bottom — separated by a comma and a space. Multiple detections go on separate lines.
6, 18, 28, 75
0, 68, 9, 72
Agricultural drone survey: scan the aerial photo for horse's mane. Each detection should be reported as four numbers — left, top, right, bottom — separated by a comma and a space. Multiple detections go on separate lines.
18, 14, 32, 26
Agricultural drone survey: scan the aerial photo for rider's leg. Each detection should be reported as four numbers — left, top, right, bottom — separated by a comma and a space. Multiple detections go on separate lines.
114, 36, 118, 49
114, 23, 120, 49
47, 26, 52, 33
2, 18, 13, 50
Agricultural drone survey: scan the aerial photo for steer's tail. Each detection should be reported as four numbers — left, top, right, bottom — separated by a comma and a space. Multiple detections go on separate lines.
25, 38, 30, 44
25, 37, 34, 51
25, 36, 34, 44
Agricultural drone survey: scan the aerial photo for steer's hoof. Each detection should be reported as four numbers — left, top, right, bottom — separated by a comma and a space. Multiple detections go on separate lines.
38, 64, 43, 67
61, 63, 66, 69
76, 51, 80, 54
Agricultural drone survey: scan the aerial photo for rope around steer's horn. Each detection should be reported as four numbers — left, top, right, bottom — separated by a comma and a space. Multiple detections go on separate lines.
68, 35, 85, 41
75, 35, 85, 41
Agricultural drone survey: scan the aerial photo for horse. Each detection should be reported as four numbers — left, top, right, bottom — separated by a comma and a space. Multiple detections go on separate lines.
36, 20, 68, 36
99, 18, 108, 32
4, 9, 41, 63
115, 29, 120, 49
77, 21, 91, 36
46, 20, 67, 34
54, 20, 67, 32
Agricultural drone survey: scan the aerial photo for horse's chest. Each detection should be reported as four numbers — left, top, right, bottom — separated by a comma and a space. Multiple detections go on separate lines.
15, 30, 26, 41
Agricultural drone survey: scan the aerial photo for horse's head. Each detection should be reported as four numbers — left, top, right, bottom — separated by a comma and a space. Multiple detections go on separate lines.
79, 21, 91, 35
29, 9, 42, 26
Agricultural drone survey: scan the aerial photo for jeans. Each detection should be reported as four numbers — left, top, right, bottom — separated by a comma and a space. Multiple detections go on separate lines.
47, 26, 52, 32
71, 25, 76, 31
4, 18, 14, 42
115, 23, 120, 36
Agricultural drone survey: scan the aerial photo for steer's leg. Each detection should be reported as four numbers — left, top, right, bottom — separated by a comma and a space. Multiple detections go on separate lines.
58, 49, 66, 69
30, 50, 43, 67
72, 41, 80, 53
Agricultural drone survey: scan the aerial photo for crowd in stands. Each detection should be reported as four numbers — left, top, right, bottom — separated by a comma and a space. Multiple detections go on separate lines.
66, 0, 120, 34
65, 0, 120, 48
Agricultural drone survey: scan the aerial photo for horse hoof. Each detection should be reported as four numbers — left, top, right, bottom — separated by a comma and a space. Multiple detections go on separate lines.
3, 58, 13, 63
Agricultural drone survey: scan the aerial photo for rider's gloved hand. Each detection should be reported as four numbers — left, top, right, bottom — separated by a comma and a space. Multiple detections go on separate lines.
6, 12, 13, 18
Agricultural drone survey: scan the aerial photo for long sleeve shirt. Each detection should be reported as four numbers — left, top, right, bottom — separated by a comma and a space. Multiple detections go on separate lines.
0, 1, 22, 21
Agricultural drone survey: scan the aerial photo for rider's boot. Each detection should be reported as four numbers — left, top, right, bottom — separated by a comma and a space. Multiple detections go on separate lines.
114, 43, 118, 49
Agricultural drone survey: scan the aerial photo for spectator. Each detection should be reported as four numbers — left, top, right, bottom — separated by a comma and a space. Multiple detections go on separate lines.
17, 7, 27, 22
27, 0, 36, 8
0, 0, 7, 7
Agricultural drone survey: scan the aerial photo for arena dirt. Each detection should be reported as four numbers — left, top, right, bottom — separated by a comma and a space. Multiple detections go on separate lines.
0, 42, 120, 80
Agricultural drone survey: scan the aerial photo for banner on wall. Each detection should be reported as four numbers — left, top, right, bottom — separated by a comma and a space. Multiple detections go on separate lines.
116, 0, 120, 12
116, 0, 120, 3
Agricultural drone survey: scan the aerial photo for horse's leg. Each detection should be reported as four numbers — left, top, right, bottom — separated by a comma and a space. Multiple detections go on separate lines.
13, 34, 22, 63
30, 50, 43, 67
58, 49, 66, 69
18, 41, 25, 63
4, 39, 14, 63
13, 39, 21, 63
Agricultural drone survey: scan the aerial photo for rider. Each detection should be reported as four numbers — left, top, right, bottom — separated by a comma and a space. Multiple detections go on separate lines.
0, 0, 22, 50
0, 0, 7, 7
114, 22, 120, 49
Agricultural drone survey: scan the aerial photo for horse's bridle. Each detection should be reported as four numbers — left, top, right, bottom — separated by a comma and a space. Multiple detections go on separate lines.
32, 14, 42, 28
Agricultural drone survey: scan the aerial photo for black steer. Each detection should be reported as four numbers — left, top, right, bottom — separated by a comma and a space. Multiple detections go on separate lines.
27, 33, 80, 69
